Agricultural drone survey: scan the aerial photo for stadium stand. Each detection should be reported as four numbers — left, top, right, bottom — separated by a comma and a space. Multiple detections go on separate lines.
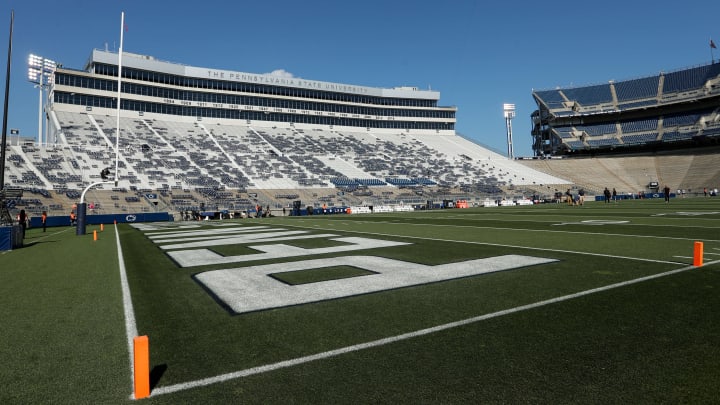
519, 146, 720, 198
7, 105, 579, 215
532, 61, 720, 156
6, 50, 720, 220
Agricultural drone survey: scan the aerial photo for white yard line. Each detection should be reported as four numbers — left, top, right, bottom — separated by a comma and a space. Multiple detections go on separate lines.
440, 214, 720, 228
318, 218, 720, 243
149, 259, 717, 397
114, 224, 139, 398
285, 222, 686, 265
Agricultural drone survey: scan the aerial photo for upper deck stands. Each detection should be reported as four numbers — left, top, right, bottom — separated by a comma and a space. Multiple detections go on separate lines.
533, 89, 566, 109
53, 50, 456, 135
663, 63, 720, 93
533, 62, 720, 155
614, 76, 660, 101
561, 83, 613, 106
533, 62, 720, 117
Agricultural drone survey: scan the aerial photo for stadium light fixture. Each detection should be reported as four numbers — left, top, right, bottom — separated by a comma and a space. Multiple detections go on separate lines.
28, 54, 56, 145
503, 103, 516, 159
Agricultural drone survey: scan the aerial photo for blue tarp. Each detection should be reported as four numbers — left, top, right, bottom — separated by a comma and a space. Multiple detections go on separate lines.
0, 226, 11, 250
0, 225, 23, 251
593, 193, 673, 201
29, 212, 172, 228
290, 206, 349, 216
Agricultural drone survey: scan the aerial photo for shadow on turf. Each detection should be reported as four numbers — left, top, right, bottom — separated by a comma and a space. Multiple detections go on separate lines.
150, 364, 168, 390
18, 239, 58, 248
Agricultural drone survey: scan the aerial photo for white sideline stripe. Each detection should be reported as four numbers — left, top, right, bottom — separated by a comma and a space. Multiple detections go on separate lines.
148, 260, 718, 398
114, 224, 139, 398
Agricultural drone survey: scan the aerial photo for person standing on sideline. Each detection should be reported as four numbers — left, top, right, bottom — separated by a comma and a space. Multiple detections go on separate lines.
41, 211, 47, 232
663, 185, 671, 203
18, 209, 27, 238
603, 187, 611, 204
612, 188, 618, 202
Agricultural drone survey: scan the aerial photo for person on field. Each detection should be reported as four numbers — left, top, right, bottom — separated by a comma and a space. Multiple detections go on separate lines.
18, 209, 27, 238
41, 211, 47, 232
603, 187, 611, 203
612, 188, 618, 202
663, 185, 671, 203
70, 211, 77, 226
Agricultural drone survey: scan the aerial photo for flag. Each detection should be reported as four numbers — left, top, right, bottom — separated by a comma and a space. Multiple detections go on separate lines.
712, 39, 717, 49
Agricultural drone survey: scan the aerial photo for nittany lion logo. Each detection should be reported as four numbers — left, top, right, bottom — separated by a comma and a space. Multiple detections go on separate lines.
125, 214, 137, 222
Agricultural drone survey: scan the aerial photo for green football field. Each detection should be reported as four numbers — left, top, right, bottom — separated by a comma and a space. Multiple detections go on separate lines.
2, 198, 719, 403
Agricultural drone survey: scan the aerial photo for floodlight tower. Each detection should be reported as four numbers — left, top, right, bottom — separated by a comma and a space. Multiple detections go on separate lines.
27, 54, 56, 146
503, 103, 516, 159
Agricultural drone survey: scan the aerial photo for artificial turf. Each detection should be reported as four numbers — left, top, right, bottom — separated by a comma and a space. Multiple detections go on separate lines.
1, 199, 718, 403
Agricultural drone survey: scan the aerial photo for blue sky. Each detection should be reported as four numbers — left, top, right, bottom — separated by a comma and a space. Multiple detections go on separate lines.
1, 0, 719, 156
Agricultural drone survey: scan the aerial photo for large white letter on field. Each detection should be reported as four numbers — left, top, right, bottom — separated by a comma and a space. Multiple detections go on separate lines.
167, 237, 410, 267
195, 255, 557, 314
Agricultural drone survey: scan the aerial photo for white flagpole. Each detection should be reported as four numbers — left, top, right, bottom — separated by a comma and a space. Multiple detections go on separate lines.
114, 11, 124, 187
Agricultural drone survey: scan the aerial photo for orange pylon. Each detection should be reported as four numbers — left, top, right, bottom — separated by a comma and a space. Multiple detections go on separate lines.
133, 336, 150, 399
693, 241, 704, 267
